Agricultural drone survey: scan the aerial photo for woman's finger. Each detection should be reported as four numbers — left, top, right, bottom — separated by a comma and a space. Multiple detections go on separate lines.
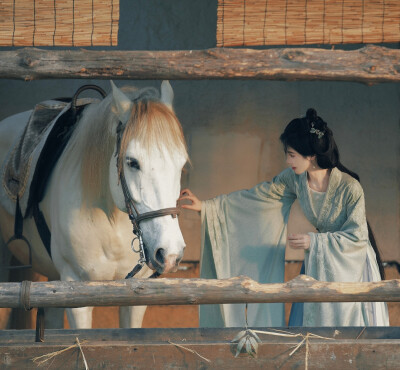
288, 234, 304, 239
288, 238, 303, 243
181, 204, 196, 210
289, 243, 306, 249
178, 195, 193, 202
180, 188, 192, 196
289, 234, 310, 250
289, 239, 306, 245
289, 240, 304, 245
289, 242, 305, 247
178, 188, 202, 212
181, 202, 201, 212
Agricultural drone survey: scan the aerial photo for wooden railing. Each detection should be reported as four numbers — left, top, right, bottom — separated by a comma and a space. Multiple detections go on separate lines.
1, 275, 400, 309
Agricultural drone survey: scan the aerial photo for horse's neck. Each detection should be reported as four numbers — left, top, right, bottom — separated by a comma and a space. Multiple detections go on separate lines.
59, 108, 116, 214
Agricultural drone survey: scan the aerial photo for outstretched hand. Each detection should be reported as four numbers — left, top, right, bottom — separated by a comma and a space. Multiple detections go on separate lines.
179, 188, 202, 212
287, 234, 311, 250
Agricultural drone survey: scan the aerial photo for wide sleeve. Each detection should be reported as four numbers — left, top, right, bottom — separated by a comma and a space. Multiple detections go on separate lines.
303, 182, 378, 326
305, 182, 369, 283
200, 169, 297, 327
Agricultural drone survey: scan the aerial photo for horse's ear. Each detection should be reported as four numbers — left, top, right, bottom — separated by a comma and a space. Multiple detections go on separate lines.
160, 80, 174, 109
110, 81, 133, 124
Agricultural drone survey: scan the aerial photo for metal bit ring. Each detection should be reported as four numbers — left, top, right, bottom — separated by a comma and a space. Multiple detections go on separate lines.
131, 236, 141, 253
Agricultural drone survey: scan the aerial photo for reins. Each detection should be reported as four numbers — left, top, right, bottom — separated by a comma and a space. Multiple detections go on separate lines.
114, 120, 180, 279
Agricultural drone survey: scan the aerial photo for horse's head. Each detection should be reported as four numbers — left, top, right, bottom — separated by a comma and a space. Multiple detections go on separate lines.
107, 81, 188, 274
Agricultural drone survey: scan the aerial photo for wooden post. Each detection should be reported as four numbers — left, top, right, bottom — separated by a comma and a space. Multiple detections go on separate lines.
0, 45, 399, 83
1, 275, 400, 308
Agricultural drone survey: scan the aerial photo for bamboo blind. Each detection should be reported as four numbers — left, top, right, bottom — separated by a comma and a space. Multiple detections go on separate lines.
0, 0, 119, 46
217, 0, 400, 46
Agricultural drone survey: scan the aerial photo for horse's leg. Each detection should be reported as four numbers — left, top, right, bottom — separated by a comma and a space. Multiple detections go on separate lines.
119, 306, 147, 328
55, 263, 94, 329
59, 273, 94, 328
0, 207, 12, 284
0, 236, 11, 329
66, 307, 94, 329
0, 243, 11, 282
44, 307, 65, 329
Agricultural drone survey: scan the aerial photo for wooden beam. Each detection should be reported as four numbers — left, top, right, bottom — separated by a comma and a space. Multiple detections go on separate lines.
1, 327, 400, 369
2, 327, 399, 343
1, 275, 400, 309
3, 339, 400, 369
0, 45, 399, 83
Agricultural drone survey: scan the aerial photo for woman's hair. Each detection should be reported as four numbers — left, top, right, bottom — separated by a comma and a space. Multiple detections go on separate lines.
280, 108, 385, 279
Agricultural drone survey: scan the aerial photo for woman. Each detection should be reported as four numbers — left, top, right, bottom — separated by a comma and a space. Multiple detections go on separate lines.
180, 108, 389, 327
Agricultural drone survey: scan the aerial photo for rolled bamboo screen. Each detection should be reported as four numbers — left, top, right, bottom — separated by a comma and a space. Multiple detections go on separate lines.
217, 0, 400, 46
0, 0, 119, 46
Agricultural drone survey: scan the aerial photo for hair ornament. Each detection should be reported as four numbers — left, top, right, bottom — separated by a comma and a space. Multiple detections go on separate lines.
310, 123, 324, 139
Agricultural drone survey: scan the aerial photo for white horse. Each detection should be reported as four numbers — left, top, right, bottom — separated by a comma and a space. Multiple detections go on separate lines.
0, 81, 188, 328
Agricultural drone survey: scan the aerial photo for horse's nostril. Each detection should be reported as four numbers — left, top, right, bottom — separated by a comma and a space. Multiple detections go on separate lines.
154, 248, 165, 266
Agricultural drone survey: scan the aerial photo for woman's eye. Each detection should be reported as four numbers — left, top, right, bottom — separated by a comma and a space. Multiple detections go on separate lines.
126, 157, 140, 170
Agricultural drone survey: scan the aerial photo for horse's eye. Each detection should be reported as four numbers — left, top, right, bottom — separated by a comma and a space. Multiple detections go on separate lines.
126, 157, 140, 170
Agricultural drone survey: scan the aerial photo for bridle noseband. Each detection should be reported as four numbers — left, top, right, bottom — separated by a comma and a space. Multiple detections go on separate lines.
116, 121, 181, 279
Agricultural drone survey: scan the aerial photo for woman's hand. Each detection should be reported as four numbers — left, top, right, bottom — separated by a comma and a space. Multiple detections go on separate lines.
288, 234, 311, 250
179, 188, 202, 212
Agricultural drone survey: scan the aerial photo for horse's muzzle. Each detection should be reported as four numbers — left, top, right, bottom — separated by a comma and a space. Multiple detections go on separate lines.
152, 247, 183, 274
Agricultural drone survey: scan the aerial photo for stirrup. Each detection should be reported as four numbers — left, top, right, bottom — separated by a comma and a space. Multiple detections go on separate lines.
2, 235, 32, 270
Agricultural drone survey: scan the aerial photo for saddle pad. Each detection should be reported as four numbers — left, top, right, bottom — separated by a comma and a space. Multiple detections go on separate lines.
0, 98, 95, 217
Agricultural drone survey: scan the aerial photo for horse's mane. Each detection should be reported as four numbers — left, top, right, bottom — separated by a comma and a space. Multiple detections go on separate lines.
63, 86, 188, 215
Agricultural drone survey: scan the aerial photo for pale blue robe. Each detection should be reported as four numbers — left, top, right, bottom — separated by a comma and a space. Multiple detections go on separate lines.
200, 167, 389, 327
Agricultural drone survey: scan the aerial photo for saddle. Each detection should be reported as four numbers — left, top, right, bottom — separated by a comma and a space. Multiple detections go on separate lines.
2, 99, 71, 215
0, 85, 106, 263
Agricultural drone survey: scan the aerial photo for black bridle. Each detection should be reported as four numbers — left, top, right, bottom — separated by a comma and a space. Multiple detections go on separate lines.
115, 121, 181, 279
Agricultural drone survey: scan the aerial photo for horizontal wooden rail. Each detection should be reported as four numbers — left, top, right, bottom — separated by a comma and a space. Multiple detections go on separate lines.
0, 45, 399, 83
1, 275, 400, 309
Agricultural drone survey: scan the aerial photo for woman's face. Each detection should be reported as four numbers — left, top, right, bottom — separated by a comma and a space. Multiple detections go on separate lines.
285, 147, 313, 175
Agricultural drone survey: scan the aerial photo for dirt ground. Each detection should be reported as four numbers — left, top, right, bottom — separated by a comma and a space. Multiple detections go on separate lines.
1, 262, 399, 329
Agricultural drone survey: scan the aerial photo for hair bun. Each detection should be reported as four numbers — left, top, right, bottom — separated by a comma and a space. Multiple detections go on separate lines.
306, 108, 318, 122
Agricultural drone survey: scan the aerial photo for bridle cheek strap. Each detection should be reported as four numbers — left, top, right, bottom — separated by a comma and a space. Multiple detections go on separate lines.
115, 120, 180, 279
120, 170, 180, 230
119, 167, 180, 279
